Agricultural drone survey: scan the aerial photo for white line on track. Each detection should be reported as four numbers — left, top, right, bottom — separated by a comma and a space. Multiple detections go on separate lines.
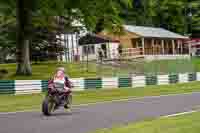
162, 110, 199, 118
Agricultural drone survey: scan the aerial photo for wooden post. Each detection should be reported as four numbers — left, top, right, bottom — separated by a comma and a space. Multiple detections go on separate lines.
59, 34, 62, 62
71, 34, 75, 62
136, 40, 138, 48
189, 42, 191, 56
180, 40, 183, 54
66, 34, 70, 61
151, 39, 154, 55
166, 40, 169, 54
177, 40, 179, 54
75, 33, 79, 60
86, 45, 89, 72
64, 34, 67, 62
172, 40, 175, 55
161, 40, 165, 54
142, 38, 145, 55
107, 42, 111, 59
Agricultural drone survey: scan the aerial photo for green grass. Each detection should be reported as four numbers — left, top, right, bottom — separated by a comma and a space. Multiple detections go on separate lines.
1, 81, 200, 112
1, 58, 200, 80
127, 58, 200, 75
93, 111, 200, 133
0, 62, 109, 79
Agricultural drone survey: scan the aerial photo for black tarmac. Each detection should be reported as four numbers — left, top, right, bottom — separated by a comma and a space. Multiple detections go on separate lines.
1, 92, 200, 133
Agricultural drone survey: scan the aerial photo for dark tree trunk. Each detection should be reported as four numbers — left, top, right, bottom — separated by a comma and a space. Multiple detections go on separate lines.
0, 48, 5, 63
16, 0, 32, 75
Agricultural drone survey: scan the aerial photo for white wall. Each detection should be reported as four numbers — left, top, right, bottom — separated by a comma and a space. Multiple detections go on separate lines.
79, 45, 98, 61
109, 43, 119, 59
79, 42, 119, 61
58, 34, 79, 62
190, 47, 196, 56
57, 33, 120, 62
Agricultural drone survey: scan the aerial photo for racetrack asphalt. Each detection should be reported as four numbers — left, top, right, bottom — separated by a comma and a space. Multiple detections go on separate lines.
0, 92, 200, 133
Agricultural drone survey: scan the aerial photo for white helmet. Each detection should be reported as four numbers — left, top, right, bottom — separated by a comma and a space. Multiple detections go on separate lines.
57, 67, 65, 72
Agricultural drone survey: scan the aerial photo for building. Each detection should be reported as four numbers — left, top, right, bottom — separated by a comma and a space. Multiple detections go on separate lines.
99, 25, 190, 60
56, 20, 88, 62
78, 34, 120, 61
187, 38, 200, 56
58, 25, 190, 62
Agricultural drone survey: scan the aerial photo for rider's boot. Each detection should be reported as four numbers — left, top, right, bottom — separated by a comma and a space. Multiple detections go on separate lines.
64, 95, 71, 112
54, 104, 59, 111
64, 104, 71, 112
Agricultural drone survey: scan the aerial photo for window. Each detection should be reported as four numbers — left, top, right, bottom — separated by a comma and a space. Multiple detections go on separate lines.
131, 39, 137, 48
83, 46, 87, 54
83, 45, 95, 55
137, 39, 142, 47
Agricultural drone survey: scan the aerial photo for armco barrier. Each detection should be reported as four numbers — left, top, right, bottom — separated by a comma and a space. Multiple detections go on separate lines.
145, 75, 157, 85
0, 72, 200, 94
169, 74, 179, 84
0, 80, 15, 94
118, 78, 132, 88
157, 75, 169, 85
84, 78, 102, 89
15, 80, 42, 94
41, 80, 48, 92
188, 73, 196, 81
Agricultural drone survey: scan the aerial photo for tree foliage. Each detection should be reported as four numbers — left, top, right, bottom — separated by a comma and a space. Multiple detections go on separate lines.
123, 0, 200, 35
0, 0, 132, 75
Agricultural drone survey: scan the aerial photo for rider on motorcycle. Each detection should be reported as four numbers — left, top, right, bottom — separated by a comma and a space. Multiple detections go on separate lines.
48, 67, 72, 109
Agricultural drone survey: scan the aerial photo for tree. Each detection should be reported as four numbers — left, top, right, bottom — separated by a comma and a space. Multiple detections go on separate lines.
15, 0, 33, 75
191, 0, 200, 37
0, 0, 132, 75
122, 0, 190, 34
0, 0, 16, 63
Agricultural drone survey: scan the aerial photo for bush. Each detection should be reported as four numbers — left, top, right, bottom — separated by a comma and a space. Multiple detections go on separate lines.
0, 69, 8, 79
5, 59, 16, 64
0, 69, 8, 74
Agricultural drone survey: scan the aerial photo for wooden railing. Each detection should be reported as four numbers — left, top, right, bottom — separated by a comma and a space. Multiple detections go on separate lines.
121, 48, 144, 59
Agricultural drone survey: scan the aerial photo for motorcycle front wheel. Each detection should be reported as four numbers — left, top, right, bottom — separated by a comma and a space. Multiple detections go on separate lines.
42, 96, 55, 116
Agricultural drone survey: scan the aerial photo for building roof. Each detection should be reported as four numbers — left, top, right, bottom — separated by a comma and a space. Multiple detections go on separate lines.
124, 25, 188, 39
79, 33, 119, 45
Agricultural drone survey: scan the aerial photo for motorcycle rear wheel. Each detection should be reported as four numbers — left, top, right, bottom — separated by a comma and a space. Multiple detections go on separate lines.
42, 97, 55, 116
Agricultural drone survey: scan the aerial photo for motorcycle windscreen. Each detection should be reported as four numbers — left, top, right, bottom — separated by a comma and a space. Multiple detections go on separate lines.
54, 80, 65, 91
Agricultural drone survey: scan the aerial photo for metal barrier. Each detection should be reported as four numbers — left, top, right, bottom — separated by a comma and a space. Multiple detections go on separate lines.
0, 72, 200, 94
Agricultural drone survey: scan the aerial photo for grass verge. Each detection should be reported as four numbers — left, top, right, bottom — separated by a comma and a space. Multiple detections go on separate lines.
0, 81, 200, 112
93, 111, 200, 133
1, 58, 200, 79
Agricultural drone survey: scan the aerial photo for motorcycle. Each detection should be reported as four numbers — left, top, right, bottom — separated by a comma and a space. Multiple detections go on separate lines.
42, 86, 72, 116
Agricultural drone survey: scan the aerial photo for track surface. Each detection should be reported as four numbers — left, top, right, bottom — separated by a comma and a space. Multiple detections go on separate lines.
1, 92, 200, 133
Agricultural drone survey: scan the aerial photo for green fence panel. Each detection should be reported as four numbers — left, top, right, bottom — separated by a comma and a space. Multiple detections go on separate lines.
84, 78, 102, 89
0, 80, 15, 94
145, 75, 157, 85
41, 80, 48, 92
169, 74, 179, 84
118, 78, 132, 88
188, 73, 197, 82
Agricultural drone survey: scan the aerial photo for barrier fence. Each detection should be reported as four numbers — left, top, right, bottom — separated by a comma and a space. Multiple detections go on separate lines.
0, 72, 200, 94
